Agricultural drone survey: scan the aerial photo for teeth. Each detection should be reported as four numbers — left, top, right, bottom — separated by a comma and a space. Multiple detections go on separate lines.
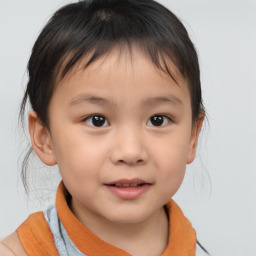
114, 183, 140, 187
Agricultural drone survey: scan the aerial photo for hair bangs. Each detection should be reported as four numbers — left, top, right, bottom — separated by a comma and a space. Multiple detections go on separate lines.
56, 5, 192, 86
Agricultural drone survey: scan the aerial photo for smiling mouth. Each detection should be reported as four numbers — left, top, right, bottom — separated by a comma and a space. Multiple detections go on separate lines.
108, 183, 147, 187
105, 178, 151, 187
105, 179, 151, 199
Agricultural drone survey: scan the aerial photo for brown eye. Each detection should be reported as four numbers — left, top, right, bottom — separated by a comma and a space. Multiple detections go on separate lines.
85, 115, 109, 127
147, 115, 170, 127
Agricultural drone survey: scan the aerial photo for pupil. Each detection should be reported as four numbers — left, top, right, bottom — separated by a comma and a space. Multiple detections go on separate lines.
151, 116, 163, 126
92, 116, 105, 127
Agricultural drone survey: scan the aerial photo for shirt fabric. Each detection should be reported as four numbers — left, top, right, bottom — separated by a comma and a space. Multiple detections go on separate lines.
17, 181, 206, 256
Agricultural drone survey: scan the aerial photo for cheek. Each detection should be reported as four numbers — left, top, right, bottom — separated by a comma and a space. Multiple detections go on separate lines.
152, 134, 190, 189
156, 153, 186, 200
153, 132, 190, 169
157, 153, 187, 187
52, 133, 107, 181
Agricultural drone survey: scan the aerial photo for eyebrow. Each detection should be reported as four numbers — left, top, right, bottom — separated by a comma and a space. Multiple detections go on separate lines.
70, 94, 182, 107
142, 96, 182, 106
70, 94, 112, 106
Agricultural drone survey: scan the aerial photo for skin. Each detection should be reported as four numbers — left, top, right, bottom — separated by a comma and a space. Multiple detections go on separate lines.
0, 233, 27, 256
4, 49, 204, 256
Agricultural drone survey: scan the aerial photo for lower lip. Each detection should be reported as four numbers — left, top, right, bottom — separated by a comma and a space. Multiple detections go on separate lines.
106, 184, 150, 200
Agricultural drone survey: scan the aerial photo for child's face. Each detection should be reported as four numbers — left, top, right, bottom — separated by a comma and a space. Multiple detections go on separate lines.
35, 49, 202, 225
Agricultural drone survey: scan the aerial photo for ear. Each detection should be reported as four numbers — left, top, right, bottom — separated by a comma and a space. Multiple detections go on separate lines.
187, 113, 205, 164
28, 111, 57, 166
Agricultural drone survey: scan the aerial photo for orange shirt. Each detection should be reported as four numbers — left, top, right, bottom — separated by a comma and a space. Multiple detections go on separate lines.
17, 182, 196, 256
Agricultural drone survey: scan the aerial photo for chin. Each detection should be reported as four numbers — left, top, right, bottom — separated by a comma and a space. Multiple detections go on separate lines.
103, 208, 153, 225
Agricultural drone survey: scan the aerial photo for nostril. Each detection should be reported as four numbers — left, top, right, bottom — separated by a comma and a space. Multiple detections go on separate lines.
136, 159, 144, 165
116, 159, 144, 165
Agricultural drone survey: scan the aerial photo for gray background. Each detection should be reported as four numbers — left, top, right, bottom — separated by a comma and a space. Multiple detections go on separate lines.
0, 0, 256, 255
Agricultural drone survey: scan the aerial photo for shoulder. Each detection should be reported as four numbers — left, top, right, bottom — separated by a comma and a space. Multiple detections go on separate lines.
0, 232, 27, 256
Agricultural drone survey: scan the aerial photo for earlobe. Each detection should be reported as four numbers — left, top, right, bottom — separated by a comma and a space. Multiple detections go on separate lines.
187, 113, 205, 164
28, 111, 57, 166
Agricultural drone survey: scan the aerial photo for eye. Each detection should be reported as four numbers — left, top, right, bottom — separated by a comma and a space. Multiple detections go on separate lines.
84, 115, 109, 127
147, 115, 170, 127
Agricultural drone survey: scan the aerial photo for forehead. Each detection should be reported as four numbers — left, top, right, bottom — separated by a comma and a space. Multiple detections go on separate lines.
53, 48, 190, 107
57, 45, 186, 85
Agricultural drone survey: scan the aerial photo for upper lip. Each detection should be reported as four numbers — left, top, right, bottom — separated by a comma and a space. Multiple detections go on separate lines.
105, 178, 151, 186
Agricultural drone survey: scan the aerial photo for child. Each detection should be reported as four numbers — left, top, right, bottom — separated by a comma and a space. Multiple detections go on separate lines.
0, 0, 209, 255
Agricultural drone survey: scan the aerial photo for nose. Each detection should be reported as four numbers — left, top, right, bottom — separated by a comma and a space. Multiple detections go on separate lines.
110, 127, 149, 166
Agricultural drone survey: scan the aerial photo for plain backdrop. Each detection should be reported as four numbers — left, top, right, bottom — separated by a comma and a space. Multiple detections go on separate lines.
0, 0, 256, 255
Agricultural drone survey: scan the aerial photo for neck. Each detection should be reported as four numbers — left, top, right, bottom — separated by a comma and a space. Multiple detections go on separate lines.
71, 200, 169, 256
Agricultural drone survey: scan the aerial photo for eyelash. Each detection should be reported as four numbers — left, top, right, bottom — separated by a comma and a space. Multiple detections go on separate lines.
82, 114, 109, 127
146, 115, 171, 127
82, 114, 172, 128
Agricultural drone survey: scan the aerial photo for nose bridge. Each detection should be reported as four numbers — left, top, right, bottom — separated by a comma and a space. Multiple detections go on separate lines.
110, 124, 148, 165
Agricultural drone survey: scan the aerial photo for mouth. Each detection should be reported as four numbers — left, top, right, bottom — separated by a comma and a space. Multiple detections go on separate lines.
105, 179, 151, 200
105, 178, 151, 187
